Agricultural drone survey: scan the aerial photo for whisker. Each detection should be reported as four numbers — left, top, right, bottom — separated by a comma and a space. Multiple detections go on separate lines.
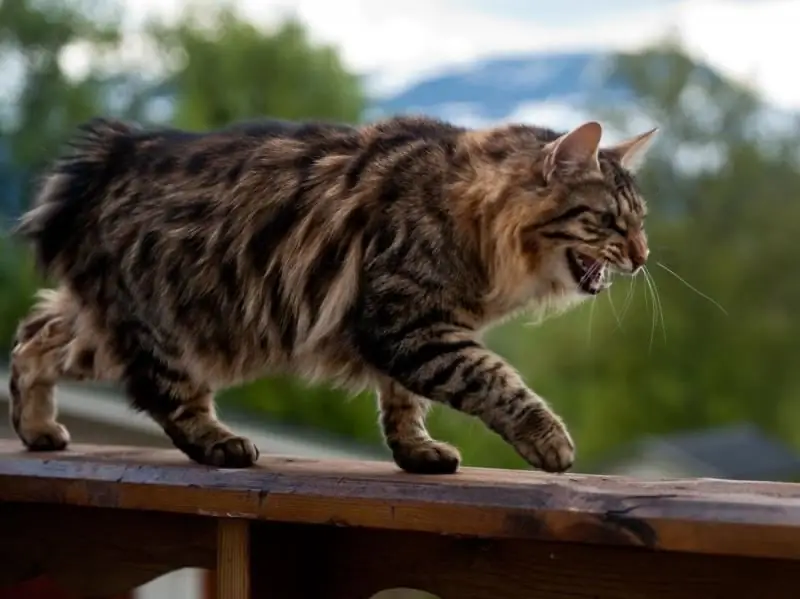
644, 266, 667, 343
586, 295, 598, 349
642, 268, 657, 351
655, 261, 728, 316
652, 273, 666, 344
620, 275, 637, 321
637, 269, 655, 350
605, 287, 623, 331
579, 261, 602, 286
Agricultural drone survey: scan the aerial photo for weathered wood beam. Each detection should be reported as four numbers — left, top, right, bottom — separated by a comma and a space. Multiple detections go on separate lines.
1, 441, 799, 560
1, 440, 800, 598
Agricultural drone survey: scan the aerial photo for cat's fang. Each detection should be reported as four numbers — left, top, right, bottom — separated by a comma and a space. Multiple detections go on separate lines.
567, 249, 606, 295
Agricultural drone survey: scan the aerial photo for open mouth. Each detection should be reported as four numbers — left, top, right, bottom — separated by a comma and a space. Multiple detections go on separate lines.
566, 249, 608, 295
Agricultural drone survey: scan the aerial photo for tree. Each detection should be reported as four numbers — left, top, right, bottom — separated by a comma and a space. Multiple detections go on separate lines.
147, 6, 365, 129
0, 0, 124, 171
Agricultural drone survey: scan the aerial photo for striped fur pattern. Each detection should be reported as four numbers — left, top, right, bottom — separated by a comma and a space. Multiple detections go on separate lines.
9, 116, 656, 473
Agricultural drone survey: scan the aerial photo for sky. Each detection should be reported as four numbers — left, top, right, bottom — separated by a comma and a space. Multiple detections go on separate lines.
92, 0, 800, 109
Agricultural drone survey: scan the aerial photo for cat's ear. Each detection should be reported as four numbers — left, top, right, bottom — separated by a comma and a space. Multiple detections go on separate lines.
606, 127, 658, 170
543, 121, 603, 181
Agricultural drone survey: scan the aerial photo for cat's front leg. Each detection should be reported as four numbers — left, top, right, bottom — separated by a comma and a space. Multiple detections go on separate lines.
361, 327, 574, 472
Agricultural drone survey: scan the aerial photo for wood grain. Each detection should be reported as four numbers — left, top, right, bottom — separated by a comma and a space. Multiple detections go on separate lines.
217, 520, 250, 599
1, 441, 800, 562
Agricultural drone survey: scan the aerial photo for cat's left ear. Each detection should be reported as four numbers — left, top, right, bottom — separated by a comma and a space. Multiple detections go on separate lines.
606, 127, 659, 170
542, 121, 603, 182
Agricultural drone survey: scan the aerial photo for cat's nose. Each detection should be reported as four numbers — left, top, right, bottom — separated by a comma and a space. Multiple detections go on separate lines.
628, 235, 649, 273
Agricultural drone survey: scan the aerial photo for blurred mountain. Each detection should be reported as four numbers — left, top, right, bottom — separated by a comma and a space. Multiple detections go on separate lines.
366, 50, 794, 138
368, 52, 634, 125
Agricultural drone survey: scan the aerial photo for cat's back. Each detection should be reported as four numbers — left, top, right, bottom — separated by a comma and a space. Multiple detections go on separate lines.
21, 113, 465, 300
89, 114, 459, 204
109, 117, 359, 187
130, 117, 359, 154
85, 118, 359, 246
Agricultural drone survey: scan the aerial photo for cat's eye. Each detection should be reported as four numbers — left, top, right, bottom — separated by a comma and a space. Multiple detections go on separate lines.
600, 212, 626, 234
600, 212, 617, 228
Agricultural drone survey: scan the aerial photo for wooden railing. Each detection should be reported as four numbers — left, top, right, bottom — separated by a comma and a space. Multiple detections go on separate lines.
1, 440, 800, 598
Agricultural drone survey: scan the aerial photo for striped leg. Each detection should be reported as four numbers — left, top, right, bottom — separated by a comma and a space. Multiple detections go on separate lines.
378, 379, 460, 474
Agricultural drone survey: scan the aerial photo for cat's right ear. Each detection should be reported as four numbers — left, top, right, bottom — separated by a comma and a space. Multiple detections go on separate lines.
542, 121, 603, 182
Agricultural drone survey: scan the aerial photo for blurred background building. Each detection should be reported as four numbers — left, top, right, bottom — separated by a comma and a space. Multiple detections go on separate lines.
2, 1, 800, 597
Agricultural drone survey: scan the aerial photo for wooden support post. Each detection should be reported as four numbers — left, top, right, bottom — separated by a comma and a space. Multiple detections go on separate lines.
216, 520, 250, 599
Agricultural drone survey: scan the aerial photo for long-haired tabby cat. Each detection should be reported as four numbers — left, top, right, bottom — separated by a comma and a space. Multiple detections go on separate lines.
9, 115, 655, 474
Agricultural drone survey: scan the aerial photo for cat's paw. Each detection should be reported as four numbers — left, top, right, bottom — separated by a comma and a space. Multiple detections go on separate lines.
21, 421, 70, 452
392, 439, 461, 474
206, 436, 260, 468
509, 407, 574, 473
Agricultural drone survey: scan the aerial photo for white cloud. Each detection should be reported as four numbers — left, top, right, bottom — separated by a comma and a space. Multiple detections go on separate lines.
110, 0, 670, 95
675, 0, 800, 110
62, 0, 800, 109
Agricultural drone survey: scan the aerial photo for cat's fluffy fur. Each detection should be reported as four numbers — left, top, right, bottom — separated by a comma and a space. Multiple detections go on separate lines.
9, 115, 655, 473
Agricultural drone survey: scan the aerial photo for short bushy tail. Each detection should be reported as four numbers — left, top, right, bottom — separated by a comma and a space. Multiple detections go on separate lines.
15, 118, 136, 277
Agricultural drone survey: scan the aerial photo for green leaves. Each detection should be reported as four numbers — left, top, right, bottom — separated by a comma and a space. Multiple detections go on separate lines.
147, 6, 365, 130
0, 0, 124, 168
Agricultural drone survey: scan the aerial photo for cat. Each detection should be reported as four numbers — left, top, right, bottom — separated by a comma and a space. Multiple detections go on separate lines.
9, 115, 655, 474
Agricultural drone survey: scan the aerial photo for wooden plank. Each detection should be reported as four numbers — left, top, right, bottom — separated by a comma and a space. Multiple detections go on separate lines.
1, 441, 800, 561
249, 522, 800, 599
216, 520, 250, 599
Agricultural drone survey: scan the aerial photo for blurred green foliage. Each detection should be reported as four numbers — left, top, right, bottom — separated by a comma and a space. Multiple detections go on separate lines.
0, 0, 123, 168
2, 2, 800, 471
147, 6, 365, 128
0, 235, 42, 350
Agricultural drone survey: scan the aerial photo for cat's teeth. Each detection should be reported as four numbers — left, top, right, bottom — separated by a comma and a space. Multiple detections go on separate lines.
588, 265, 606, 291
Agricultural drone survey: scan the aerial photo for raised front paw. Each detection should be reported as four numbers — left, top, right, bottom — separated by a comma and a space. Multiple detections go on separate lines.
509, 407, 575, 473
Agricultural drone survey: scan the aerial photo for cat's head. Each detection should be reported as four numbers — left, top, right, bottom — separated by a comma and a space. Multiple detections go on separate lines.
463, 120, 657, 313
531, 121, 656, 298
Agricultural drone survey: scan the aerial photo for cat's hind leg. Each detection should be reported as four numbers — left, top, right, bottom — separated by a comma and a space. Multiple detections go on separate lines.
378, 379, 461, 474
8, 288, 103, 451
121, 349, 259, 468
